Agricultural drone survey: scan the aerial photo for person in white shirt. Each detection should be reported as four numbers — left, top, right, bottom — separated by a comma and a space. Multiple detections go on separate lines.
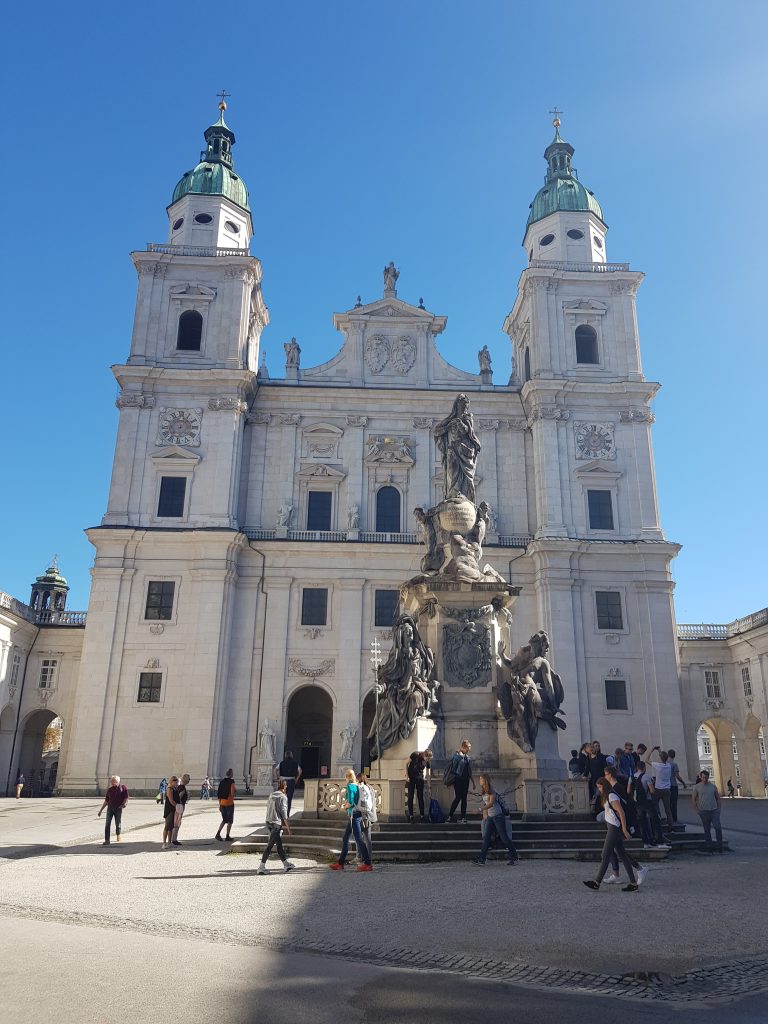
583, 778, 639, 892
648, 747, 674, 829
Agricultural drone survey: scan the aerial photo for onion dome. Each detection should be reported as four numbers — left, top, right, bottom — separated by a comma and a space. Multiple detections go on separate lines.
171, 103, 250, 212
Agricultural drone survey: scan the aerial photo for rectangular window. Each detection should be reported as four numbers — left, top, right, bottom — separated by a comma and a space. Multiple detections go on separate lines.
596, 591, 623, 630
587, 489, 614, 530
157, 476, 186, 517
137, 672, 163, 703
374, 589, 399, 627
301, 588, 328, 626
605, 678, 628, 710
741, 665, 753, 699
145, 581, 176, 621
705, 670, 722, 700
306, 491, 332, 531
702, 737, 712, 755
38, 659, 57, 689
9, 651, 21, 687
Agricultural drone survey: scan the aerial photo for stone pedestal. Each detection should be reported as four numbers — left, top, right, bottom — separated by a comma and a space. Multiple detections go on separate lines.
275, 526, 289, 539
531, 722, 567, 780
377, 717, 437, 780
252, 760, 274, 796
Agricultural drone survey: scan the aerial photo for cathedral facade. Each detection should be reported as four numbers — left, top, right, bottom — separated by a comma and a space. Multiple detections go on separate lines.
2, 108, 694, 794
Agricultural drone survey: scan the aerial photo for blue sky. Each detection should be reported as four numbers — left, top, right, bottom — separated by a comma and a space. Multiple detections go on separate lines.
1, 1, 766, 621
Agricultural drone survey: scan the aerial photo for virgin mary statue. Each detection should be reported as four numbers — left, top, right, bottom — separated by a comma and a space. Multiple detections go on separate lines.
433, 393, 481, 503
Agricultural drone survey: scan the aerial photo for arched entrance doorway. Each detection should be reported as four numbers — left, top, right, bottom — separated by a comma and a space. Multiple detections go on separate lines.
18, 710, 63, 796
361, 690, 376, 771
697, 718, 739, 795
284, 686, 333, 782
0, 705, 16, 795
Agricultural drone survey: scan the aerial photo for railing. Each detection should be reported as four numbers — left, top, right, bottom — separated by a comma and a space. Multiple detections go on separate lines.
678, 610, 768, 640
529, 259, 630, 273
146, 243, 251, 258
289, 530, 348, 542
496, 535, 533, 549
0, 593, 87, 626
36, 610, 88, 626
358, 532, 418, 544
245, 529, 277, 541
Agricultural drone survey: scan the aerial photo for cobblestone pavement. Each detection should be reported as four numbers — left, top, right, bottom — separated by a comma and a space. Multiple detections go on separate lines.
1, 796, 767, 1018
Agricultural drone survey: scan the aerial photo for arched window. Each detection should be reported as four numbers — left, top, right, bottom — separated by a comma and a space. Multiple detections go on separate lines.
575, 324, 598, 364
177, 310, 203, 351
41, 592, 51, 611
524, 347, 531, 382
376, 486, 401, 533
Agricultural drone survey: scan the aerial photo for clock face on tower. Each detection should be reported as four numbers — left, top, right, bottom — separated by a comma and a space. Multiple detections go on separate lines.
157, 408, 202, 447
574, 422, 616, 460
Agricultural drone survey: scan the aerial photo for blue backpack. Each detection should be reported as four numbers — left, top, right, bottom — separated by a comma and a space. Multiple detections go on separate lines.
429, 797, 446, 823
494, 789, 510, 816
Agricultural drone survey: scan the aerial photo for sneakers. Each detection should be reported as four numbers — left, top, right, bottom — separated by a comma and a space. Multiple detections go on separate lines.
583, 880, 600, 890
637, 866, 648, 885
161, 842, 169, 849
459, 818, 468, 824
329, 862, 344, 870
603, 874, 620, 884
284, 862, 296, 873
256, 863, 267, 875
622, 883, 639, 892
101, 841, 110, 847
215, 835, 223, 842
656, 843, 672, 850
356, 864, 373, 872
172, 840, 182, 847
448, 816, 457, 823
472, 859, 486, 866
643, 844, 657, 850
506, 858, 518, 866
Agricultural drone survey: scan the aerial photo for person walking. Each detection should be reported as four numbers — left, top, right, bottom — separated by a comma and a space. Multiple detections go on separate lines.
97, 775, 129, 845
157, 777, 167, 808
693, 770, 724, 851
162, 776, 180, 849
602, 764, 646, 885
727, 778, 736, 799
275, 750, 302, 816
583, 778, 639, 892
667, 749, 688, 823
257, 779, 296, 875
474, 774, 518, 865
328, 768, 372, 871
215, 769, 236, 842
406, 751, 427, 823
587, 741, 608, 813
201, 776, 211, 800
356, 771, 377, 864
447, 740, 475, 823
171, 773, 190, 846
15, 772, 24, 800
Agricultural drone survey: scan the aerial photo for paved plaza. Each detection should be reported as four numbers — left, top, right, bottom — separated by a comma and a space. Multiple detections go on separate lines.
1, 796, 768, 1022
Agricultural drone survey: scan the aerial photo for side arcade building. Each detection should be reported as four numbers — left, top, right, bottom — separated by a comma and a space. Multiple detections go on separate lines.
2, 107, 766, 799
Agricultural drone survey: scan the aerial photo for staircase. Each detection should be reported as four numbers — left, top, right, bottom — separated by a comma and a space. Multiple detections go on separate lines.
233, 816, 724, 862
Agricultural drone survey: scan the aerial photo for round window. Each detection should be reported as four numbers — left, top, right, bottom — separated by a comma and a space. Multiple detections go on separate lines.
224, 220, 240, 234
539, 234, 555, 247
194, 213, 213, 224
593, 235, 604, 249
172, 217, 184, 231
567, 229, 584, 240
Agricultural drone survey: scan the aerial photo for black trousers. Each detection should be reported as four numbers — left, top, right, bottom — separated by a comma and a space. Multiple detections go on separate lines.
284, 779, 296, 815
261, 826, 286, 863
670, 785, 679, 823
105, 807, 122, 842
407, 779, 425, 818
596, 825, 636, 884
449, 778, 470, 818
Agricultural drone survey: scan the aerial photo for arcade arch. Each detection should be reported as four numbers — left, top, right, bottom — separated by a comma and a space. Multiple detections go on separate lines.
284, 685, 333, 782
697, 716, 766, 797
17, 709, 63, 796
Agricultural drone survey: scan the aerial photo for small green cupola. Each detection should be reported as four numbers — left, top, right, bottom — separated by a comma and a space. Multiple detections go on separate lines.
30, 556, 69, 613
523, 113, 609, 264
166, 97, 253, 251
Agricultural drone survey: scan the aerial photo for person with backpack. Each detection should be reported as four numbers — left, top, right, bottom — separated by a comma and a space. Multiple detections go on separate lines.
406, 751, 427, 823
215, 769, 236, 842
568, 749, 583, 779
257, 779, 296, 875
632, 762, 669, 849
329, 768, 372, 872
583, 777, 639, 892
603, 763, 646, 885
446, 739, 475, 823
473, 774, 518, 865
356, 771, 377, 864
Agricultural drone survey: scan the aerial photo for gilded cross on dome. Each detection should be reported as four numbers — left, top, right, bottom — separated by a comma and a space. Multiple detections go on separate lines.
216, 89, 231, 112
549, 106, 563, 129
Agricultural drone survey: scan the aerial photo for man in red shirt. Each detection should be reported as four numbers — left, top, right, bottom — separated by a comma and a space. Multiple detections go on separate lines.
98, 775, 129, 846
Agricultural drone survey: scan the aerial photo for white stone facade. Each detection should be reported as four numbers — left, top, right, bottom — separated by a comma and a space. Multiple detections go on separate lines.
1, 119, 720, 796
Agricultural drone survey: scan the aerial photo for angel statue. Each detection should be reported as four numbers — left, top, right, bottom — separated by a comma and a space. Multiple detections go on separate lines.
497, 631, 566, 751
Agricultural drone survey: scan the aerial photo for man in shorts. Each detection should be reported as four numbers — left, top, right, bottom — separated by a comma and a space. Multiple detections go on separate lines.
215, 768, 236, 842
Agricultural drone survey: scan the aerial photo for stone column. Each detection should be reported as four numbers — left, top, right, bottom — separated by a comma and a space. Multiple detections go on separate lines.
334, 578, 365, 769
253, 576, 292, 792
528, 409, 569, 538
344, 415, 368, 536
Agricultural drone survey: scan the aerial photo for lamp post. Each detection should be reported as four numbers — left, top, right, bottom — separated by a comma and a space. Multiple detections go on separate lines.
370, 636, 383, 779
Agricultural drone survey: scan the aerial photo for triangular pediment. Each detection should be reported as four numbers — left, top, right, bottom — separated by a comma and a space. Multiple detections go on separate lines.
151, 445, 200, 461
354, 298, 433, 319
573, 460, 621, 480
296, 463, 347, 480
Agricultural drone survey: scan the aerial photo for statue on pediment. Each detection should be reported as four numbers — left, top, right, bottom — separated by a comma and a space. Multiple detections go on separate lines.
284, 337, 301, 368
383, 261, 399, 295
478, 345, 492, 373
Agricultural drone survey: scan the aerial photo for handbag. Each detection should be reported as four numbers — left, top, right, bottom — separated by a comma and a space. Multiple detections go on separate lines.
442, 764, 456, 787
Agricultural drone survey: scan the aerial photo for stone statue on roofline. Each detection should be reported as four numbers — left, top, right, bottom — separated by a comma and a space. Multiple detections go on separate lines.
383, 261, 399, 295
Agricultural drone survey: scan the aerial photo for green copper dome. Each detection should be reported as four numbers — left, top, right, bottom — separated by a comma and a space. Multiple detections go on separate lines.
171, 106, 250, 213
34, 559, 68, 589
526, 125, 604, 229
